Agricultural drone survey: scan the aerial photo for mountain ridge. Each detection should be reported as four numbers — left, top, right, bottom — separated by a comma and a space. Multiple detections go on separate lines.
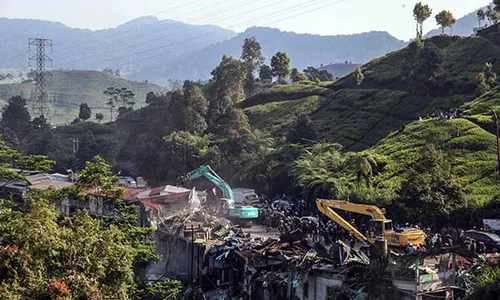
1, 17, 405, 82
129, 26, 406, 81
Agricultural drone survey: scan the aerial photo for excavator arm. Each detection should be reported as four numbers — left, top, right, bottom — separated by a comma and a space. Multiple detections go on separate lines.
316, 199, 386, 220
316, 200, 369, 244
186, 165, 235, 208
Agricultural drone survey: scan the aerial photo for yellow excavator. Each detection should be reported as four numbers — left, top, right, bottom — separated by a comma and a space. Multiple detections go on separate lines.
316, 199, 425, 247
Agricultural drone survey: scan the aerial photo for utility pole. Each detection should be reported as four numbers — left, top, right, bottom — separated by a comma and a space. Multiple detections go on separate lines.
72, 137, 79, 153
28, 38, 52, 118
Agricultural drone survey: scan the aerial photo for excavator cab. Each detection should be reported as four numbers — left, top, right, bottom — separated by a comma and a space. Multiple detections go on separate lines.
367, 219, 393, 240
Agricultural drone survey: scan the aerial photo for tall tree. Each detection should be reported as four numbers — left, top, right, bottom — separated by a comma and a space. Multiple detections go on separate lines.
118, 87, 136, 108
411, 41, 443, 96
413, 2, 432, 39
183, 82, 208, 133
95, 112, 104, 123
78, 155, 123, 197
435, 10, 456, 35
303, 67, 333, 82
270, 52, 291, 83
168, 82, 208, 133
103, 87, 135, 121
398, 144, 464, 227
104, 87, 119, 121
477, 9, 486, 28
486, 5, 499, 25
290, 68, 308, 82
241, 37, 264, 97
495, 0, 500, 11
287, 114, 318, 144
1, 96, 30, 136
207, 55, 246, 124
78, 103, 91, 121
259, 64, 273, 83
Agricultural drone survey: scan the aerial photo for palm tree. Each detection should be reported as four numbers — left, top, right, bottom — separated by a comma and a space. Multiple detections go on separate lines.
436, 10, 456, 35
292, 142, 345, 197
413, 2, 433, 39
477, 9, 486, 28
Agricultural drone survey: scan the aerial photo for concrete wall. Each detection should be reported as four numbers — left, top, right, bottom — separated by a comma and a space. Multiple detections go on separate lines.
143, 230, 204, 281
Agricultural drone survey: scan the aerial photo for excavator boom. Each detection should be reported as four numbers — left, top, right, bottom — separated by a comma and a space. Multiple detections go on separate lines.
185, 165, 258, 223
187, 165, 234, 208
316, 200, 369, 244
316, 199, 386, 220
316, 199, 426, 247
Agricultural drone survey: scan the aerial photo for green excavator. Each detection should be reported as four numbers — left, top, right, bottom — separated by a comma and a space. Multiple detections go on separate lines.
185, 165, 259, 226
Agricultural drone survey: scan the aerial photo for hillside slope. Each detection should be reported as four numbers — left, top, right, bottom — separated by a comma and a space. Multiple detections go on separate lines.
240, 35, 500, 151
14, 31, 500, 212
319, 63, 361, 79
0, 70, 165, 124
364, 118, 499, 205
129, 27, 407, 81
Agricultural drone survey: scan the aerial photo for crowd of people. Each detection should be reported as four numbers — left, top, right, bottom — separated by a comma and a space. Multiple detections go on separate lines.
253, 195, 498, 255
257, 196, 357, 247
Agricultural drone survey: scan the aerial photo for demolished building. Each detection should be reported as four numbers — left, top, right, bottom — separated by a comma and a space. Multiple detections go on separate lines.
138, 197, 495, 300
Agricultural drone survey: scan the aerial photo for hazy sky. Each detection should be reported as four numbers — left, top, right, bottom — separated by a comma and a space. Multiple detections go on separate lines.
0, 0, 491, 40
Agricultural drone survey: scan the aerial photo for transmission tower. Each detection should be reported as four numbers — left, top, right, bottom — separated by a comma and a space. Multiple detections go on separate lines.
28, 38, 53, 118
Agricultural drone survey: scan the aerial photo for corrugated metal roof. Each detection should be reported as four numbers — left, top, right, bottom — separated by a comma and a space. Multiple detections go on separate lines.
29, 180, 74, 190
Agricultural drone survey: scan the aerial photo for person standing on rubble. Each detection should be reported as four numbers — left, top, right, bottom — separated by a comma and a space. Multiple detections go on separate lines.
348, 234, 356, 249
265, 213, 272, 232
406, 242, 416, 254
278, 218, 285, 234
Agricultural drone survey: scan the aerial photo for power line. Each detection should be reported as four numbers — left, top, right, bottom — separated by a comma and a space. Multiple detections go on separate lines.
55, 0, 205, 46
96, 0, 336, 69
53, 0, 272, 62
0, 50, 30, 66
258, 0, 348, 27
52, 0, 238, 58
63, 0, 319, 67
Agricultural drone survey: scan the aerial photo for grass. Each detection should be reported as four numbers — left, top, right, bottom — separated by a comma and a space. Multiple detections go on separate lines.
363, 118, 500, 206
239, 34, 500, 207
244, 95, 323, 135
239, 83, 331, 109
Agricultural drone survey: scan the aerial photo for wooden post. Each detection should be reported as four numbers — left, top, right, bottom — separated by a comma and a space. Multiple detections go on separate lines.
191, 224, 194, 282
449, 252, 456, 300
415, 255, 421, 300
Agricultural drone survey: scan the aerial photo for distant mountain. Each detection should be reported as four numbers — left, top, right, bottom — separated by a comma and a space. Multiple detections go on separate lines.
0, 17, 236, 72
318, 63, 362, 79
426, 4, 490, 37
129, 27, 407, 81
0, 18, 406, 83
0, 70, 166, 124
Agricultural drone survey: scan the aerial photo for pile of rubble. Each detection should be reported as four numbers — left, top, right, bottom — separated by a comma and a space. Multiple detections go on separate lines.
147, 207, 498, 300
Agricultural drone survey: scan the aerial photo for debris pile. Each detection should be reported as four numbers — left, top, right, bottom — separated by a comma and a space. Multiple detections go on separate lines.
141, 197, 498, 300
